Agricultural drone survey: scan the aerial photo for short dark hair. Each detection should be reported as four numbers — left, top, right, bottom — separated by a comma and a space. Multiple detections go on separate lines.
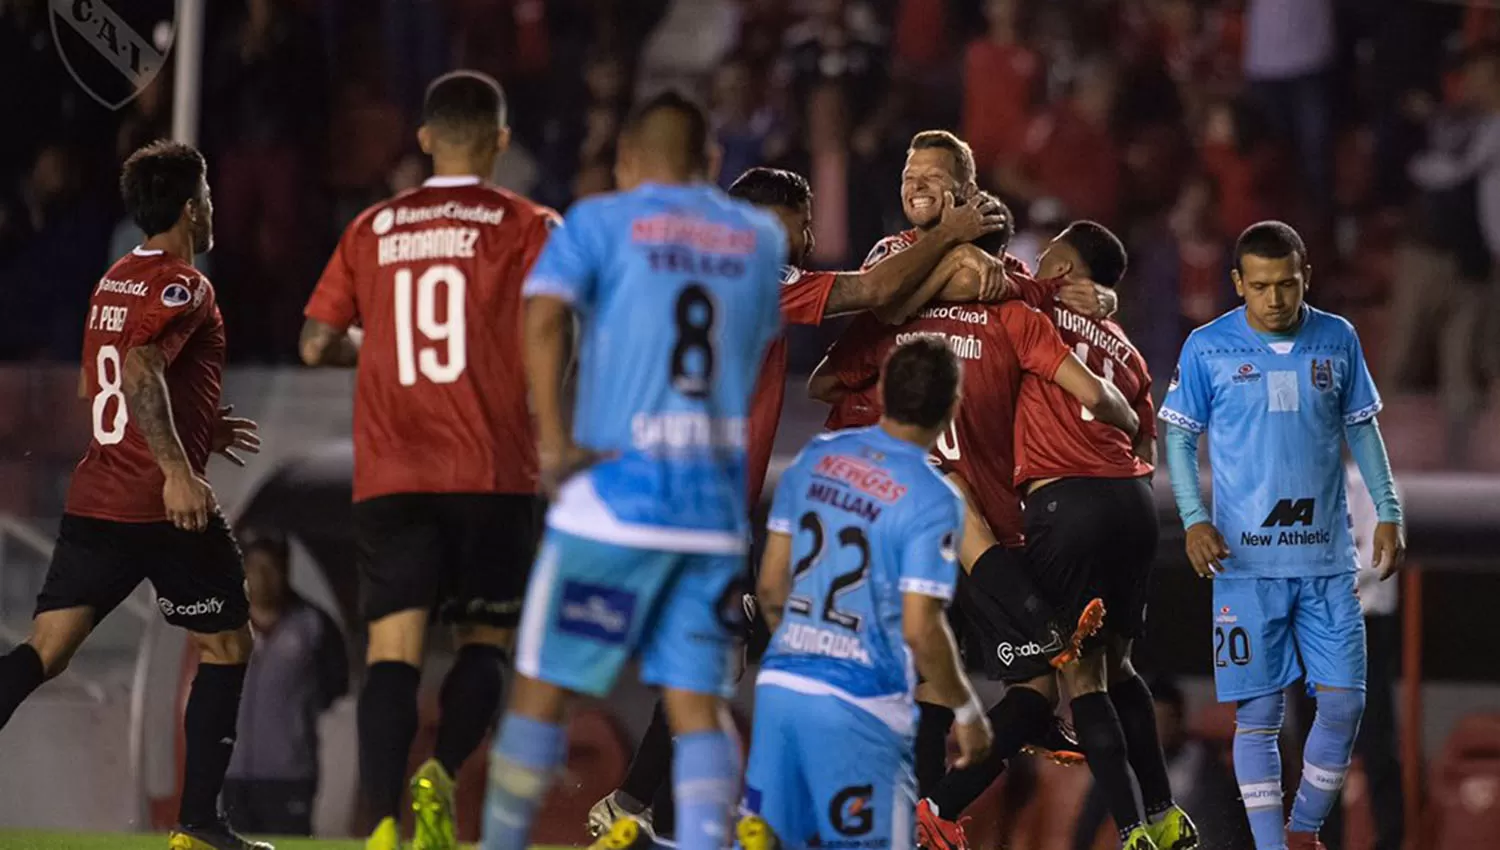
882, 338, 961, 430
1058, 220, 1128, 287
908, 130, 977, 186
623, 89, 712, 173
728, 167, 811, 209
423, 70, 507, 141
1235, 220, 1307, 272
973, 194, 1016, 257
120, 140, 206, 237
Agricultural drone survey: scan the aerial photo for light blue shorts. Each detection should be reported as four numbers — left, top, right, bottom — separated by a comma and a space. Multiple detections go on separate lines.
514, 527, 742, 697
743, 684, 916, 850
1212, 574, 1367, 702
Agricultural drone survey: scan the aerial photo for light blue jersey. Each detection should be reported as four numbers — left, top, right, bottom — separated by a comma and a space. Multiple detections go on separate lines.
1160, 305, 1380, 580
745, 426, 962, 850
523, 182, 785, 552
760, 426, 964, 713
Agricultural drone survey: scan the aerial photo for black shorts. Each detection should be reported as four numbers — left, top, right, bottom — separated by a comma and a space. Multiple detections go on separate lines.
954, 545, 1072, 683
37, 513, 249, 634
353, 492, 544, 628
1023, 476, 1158, 641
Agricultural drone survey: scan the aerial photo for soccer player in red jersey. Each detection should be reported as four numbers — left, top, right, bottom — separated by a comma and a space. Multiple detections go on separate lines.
299, 71, 556, 850
1017, 222, 1198, 850
585, 165, 1008, 843
0, 142, 268, 850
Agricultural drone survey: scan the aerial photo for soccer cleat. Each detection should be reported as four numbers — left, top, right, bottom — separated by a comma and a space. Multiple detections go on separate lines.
1286, 830, 1327, 850
1122, 825, 1161, 850
1021, 714, 1086, 766
167, 818, 275, 850
588, 790, 655, 839
410, 758, 458, 850
1147, 805, 1200, 850
1050, 597, 1106, 669
736, 813, 782, 850
365, 816, 400, 850
915, 798, 971, 850
588, 814, 654, 850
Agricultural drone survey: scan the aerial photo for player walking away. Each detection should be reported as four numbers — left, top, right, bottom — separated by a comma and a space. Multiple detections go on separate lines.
0, 141, 267, 850
1012, 222, 1195, 850
738, 338, 992, 850
585, 165, 1009, 842
810, 259, 1139, 850
1160, 222, 1406, 850
480, 91, 785, 850
300, 71, 557, 850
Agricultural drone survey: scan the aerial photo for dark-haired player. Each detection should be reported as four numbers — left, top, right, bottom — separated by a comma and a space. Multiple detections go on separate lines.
0, 141, 267, 850
586, 165, 1008, 842
739, 338, 990, 850
1161, 222, 1404, 850
300, 70, 558, 850
1011, 221, 1194, 850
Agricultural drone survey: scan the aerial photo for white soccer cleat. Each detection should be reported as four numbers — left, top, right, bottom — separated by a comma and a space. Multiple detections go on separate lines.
587, 791, 654, 840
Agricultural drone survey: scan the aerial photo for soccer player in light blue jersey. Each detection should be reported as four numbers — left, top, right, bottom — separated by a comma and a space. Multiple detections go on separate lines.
1159, 222, 1406, 850
739, 338, 993, 850
480, 91, 787, 850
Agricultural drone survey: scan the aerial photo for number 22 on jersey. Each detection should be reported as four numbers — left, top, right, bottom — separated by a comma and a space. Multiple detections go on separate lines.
394, 265, 466, 386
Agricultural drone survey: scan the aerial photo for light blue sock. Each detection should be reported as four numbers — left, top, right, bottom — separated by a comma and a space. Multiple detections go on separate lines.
1289, 688, 1365, 834
1234, 692, 1288, 850
482, 713, 567, 850
673, 730, 740, 850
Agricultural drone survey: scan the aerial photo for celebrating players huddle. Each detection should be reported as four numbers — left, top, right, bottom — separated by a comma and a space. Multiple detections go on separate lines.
0, 67, 1405, 850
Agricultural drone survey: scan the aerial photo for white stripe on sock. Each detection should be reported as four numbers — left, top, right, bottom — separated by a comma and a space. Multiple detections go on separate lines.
1240, 781, 1283, 810
1302, 761, 1348, 792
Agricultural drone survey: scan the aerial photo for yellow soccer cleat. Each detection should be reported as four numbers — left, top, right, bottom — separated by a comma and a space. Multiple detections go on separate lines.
736, 813, 782, 850
167, 818, 274, 850
1147, 805, 1200, 850
589, 814, 655, 850
411, 757, 459, 850
365, 816, 400, 850
1122, 824, 1161, 850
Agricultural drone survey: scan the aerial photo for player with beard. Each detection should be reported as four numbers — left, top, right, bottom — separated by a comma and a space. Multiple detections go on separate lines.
811, 228, 1140, 850
585, 166, 1009, 844
0, 141, 267, 850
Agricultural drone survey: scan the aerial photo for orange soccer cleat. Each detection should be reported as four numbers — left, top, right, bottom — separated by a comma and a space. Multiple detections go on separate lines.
916, 798, 971, 850
1050, 597, 1106, 669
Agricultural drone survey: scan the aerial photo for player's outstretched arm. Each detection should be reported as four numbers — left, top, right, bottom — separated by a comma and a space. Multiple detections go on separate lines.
755, 531, 794, 632
1164, 424, 1228, 577
123, 345, 216, 532
1051, 353, 1139, 436
298, 318, 361, 368
1346, 418, 1407, 579
903, 593, 992, 768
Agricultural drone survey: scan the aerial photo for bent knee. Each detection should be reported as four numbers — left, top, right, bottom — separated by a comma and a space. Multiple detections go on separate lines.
1314, 686, 1365, 727
1235, 691, 1287, 732
192, 626, 252, 665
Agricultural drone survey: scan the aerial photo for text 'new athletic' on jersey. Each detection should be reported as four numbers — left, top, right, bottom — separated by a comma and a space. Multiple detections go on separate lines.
523, 182, 786, 548
1160, 305, 1380, 578
304, 175, 559, 502
760, 426, 964, 718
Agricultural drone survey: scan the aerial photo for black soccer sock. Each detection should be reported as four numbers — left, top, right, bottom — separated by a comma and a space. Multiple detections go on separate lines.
358, 661, 422, 822
619, 698, 673, 810
1072, 691, 1147, 839
915, 702, 955, 797
1110, 674, 1175, 817
0, 644, 46, 732
928, 686, 1053, 817
179, 662, 248, 827
434, 645, 507, 778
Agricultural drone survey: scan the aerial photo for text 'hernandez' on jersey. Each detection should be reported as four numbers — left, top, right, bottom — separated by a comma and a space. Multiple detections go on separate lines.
1160, 305, 1380, 579
760, 426, 964, 728
523, 182, 786, 551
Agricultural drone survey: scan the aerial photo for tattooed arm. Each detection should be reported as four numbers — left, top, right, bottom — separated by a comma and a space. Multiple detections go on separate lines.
299, 318, 361, 367
123, 345, 215, 530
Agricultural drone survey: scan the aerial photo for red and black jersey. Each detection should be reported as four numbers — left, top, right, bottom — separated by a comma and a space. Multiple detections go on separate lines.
305, 176, 559, 502
67, 248, 225, 523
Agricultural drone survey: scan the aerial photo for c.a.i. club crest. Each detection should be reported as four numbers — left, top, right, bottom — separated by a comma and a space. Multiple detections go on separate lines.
1311, 358, 1334, 392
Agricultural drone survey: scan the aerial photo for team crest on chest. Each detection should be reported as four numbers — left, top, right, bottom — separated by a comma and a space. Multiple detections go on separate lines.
1310, 358, 1333, 392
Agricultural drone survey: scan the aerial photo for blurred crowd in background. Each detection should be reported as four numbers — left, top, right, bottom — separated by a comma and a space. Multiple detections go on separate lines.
5, 0, 1500, 458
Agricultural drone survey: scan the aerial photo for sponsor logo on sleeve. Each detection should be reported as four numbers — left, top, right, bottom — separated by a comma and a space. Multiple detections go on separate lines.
161, 282, 191, 307
372, 208, 395, 235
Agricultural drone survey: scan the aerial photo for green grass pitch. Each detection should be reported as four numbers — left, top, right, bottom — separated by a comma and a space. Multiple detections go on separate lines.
0, 833, 572, 850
